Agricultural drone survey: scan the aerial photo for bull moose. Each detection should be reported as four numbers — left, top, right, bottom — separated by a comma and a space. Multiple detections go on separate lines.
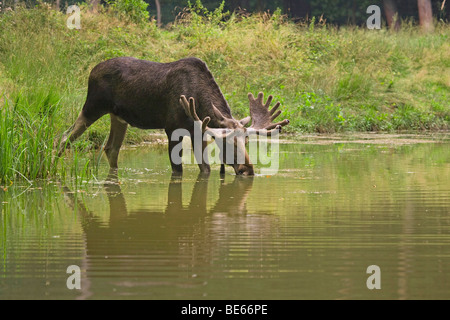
58, 57, 289, 175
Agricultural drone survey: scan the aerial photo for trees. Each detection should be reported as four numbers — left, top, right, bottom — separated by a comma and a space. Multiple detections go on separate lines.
417, 0, 434, 31
155, 0, 161, 27
383, 0, 400, 30
282, 0, 310, 19
63, 0, 446, 27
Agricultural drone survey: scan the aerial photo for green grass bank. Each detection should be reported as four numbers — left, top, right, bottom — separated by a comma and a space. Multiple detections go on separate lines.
0, 3, 449, 182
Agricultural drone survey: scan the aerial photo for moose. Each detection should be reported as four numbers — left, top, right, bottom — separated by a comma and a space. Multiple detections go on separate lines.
58, 57, 289, 175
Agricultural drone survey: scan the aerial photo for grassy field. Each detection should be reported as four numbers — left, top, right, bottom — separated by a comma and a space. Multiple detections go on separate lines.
0, 3, 449, 182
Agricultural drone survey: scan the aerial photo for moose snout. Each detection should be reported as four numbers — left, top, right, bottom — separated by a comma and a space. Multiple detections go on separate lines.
236, 164, 254, 176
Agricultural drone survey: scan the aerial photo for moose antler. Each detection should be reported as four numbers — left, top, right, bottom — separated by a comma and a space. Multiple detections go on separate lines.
180, 95, 211, 133
179, 96, 231, 138
247, 92, 290, 132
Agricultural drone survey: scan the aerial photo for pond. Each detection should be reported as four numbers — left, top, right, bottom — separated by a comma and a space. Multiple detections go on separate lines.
0, 133, 449, 300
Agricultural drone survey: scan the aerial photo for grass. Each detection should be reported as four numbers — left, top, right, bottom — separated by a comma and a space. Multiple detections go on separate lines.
0, 2, 449, 182
0, 92, 97, 184
0, 93, 59, 182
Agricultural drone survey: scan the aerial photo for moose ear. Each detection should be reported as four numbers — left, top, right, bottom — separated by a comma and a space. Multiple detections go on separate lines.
239, 116, 251, 127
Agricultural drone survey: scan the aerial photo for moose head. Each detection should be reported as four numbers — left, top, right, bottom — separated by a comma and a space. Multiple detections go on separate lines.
179, 92, 290, 176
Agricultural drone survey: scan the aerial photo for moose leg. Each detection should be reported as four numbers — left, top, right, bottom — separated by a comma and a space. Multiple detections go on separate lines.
104, 114, 128, 169
166, 130, 184, 175
192, 138, 211, 174
58, 112, 94, 157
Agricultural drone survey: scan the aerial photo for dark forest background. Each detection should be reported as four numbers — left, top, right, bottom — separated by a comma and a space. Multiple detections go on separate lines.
2, 0, 448, 25
149, 0, 448, 25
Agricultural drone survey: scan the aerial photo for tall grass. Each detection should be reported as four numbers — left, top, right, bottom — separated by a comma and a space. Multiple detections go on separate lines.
0, 3, 449, 182
0, 92, 97, 183
0, 93, 58, 182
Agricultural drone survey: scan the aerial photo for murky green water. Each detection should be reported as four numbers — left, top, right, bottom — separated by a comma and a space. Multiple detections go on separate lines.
1, 134, 449, 300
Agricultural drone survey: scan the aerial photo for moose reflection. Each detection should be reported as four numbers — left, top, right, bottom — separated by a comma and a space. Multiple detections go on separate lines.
61, 172, 278, 299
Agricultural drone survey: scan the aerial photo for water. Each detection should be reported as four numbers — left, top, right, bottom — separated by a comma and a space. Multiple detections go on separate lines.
1, 134, 449, 300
